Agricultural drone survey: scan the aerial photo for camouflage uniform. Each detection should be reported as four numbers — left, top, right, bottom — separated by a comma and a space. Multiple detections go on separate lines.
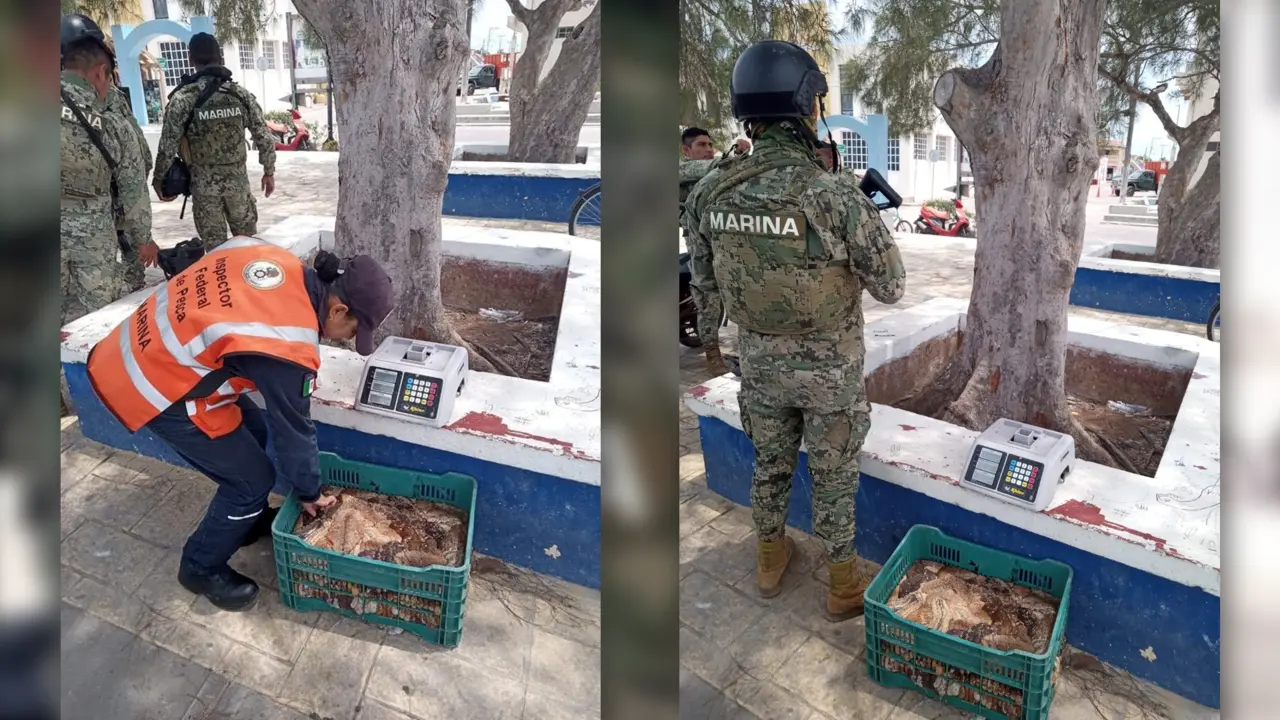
683, 124, 906, 563
153, 71, 275, 250
106, 85, 154, 294
61, 72, 150, 324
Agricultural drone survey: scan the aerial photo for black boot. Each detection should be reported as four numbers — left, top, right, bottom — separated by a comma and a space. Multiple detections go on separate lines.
178, 564, 260, 612
239, 506, 280, 548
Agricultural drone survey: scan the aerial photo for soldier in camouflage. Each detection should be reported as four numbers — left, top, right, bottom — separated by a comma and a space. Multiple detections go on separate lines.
107, 73, 158, 293
153, 33, 276, 251
60, 14, 156, 325
683, 40, 906, 621
680, 126, 750, 208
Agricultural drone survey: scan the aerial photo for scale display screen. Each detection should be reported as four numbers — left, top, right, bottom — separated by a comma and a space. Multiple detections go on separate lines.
367, 368, 400, 408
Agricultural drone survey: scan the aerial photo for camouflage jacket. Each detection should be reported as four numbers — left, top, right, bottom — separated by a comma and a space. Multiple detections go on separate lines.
683, 125, 905, 350
103, 85, 154, 248
106, 85, 152, 175
153, 68, 276, 184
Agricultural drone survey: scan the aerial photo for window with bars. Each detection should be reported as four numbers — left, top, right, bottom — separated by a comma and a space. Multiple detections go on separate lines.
935, 135, 950, 162
840, 130, 868, 171
159, 41, 194, 87
888, 137, 900, 171
239, 41, 255, 70
262, 40, 278, 70
555, 26, 575, 39
914, 135, 928, 160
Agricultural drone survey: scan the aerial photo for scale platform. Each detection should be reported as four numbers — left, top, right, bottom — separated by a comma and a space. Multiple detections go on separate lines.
961, 419, 1076, 512
354, 337, 469, 427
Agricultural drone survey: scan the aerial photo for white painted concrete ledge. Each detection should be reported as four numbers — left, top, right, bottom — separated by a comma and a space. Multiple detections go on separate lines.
1082, 243, 1220, 283
684, 297, 1221, 595
278, 150, 599, 179
62, 216, 601, 487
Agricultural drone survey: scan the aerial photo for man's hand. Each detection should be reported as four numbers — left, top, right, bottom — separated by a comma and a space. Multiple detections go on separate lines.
262, 175, 275, 197
705, 346, 729, 376
733, 138, 752, 154
302, 494, 338, 517
138, 241, 160, 267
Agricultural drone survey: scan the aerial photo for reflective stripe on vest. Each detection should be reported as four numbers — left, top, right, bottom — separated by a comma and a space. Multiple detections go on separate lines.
86, 239, 322, 433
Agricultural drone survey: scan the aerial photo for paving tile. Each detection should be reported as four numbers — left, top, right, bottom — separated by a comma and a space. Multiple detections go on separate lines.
529, 579, 601, 650
60, 440, 111, 495
180, 673, 231, 720
60, 509, 87, 541
680, 490, 732, 539
90, 449, 178, 490
366, 641, 525, 719
61, 602, 213, 720
723, 676, 821, 720
216, 642, 295, 699
130, 481, 215, 549
206, 680, 315, 719
680, 526, 756, 587
61, 565, 84, 599
62, 572, 156, 634
770, 634, 906, 719
679, 666, 761, 719
679, 625, 751, 691
229, 542, 282, 590
354, 700, 421, 720
61, 418, 85, 450
723, 609, 812, 679
188, 587, 321, 662
61, 474, 162, 530
527, 629, 601, 710
133, 551, 198, 620
882, 690, 970, 719
707, 505, 758, 541
61, 519, 169, 594
679, 571, 767, 648
441, 591, 535, 682
139, 613, 238, 670
521, 691, 600, 719
276, 618, 384, 720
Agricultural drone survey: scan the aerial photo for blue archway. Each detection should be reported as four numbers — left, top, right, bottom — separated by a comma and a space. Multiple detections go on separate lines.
817, 114, 889, 175
111, 16, 214, 126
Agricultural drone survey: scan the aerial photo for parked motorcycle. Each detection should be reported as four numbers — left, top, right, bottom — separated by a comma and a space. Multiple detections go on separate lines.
266, 109, 314, 151
914, 198, 974, 237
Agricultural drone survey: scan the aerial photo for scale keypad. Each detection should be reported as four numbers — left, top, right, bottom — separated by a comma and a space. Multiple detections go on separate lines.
997, 456, 1043, 502
394, 373, 442, 419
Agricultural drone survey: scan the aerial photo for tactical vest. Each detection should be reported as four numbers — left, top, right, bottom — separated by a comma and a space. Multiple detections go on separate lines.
87, 237, 322, 438
60, 81, 114, 207
699, 154, 862, 335
178, 77, 252, 168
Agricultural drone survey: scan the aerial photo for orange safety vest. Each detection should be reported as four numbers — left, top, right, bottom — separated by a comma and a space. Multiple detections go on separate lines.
87, 236, 323, 439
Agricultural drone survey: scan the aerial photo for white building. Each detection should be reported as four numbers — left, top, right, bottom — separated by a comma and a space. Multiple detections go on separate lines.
138, 0, 307, 119
507, 1, 596, 82
827, 44, 969, 203
1177, 75, 1219, 188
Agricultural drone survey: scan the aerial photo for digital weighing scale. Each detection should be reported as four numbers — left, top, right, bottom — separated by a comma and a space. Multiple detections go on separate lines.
961, 419, 1076, 512
354, 337, 469, 427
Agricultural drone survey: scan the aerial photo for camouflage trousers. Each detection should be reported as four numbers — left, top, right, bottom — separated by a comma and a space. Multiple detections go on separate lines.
119, 241, 146, 295
191, 170, 258, 251
61, 217, 120, 326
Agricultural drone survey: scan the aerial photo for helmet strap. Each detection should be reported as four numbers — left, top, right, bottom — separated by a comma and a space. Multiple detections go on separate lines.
817, 96, 840, 173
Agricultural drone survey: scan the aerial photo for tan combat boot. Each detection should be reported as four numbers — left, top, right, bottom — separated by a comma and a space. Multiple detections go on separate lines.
826, 558, 872, 621
756, 534, 795, 598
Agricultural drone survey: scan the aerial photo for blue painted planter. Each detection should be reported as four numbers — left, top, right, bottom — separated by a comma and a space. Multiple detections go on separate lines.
1070, 267, 1219, 324
443, 173, 598, 224
697, 415, 1221, 709
64, 363, 601, 590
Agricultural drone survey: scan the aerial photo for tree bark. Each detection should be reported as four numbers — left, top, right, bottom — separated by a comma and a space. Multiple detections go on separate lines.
929, 0, 1111, 463
292, 0, 497, 372
1099, 66, 1221, 268
503, 0, 599, 163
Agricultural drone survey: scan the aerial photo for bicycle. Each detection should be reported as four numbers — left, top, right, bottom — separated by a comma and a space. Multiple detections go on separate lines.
881, 206, 912, 233
568, 183, 601, 239
1205, 296, 1219, 342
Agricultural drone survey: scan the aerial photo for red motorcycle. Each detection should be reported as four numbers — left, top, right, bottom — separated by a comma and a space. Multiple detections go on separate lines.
914, 198, 974, 237
266, 109, 314, 151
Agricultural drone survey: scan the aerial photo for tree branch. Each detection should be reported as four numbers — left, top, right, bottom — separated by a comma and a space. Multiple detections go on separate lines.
934, 42, 1001, 149
503, 0, 533, 26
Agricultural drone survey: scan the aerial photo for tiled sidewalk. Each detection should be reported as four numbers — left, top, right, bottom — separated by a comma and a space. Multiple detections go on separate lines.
677, 238, 1217, 719
60, 419, 600, 720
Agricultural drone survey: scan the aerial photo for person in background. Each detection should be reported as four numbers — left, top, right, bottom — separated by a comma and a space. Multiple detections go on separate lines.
85, 238, 396, 611
107, 66, 159, 294
816, 141, 835, 171
683, 40, 906, 621
153, 32, 277, 251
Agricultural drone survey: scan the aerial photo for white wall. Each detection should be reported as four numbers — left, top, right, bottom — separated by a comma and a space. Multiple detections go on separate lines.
1179, 76, 1219, 188
508, 1, 596, 82
140, 0, 306, 118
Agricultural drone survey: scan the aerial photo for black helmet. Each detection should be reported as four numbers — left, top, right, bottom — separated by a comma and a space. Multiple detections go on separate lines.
730, 40, 827, 121
61, 14, 113, 61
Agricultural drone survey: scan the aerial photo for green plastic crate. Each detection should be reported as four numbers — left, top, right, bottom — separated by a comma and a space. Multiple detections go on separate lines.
271, 452, 477, 648
864, 525, 1073, 720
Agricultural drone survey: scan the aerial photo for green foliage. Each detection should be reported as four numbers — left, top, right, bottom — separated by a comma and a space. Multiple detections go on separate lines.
680, 0, 837, 133
61, 0, 133, 24
264, 109, 293, 125
840, 0, 1220, 142
175, 0, 272, 46
923, 197, 956, 213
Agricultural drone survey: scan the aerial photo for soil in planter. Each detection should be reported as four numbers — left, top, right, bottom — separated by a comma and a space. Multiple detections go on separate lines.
1107, 250, 1153, 262
293, 486, 469, 568
444, 308, 558, 381
879, 333, 1182, 477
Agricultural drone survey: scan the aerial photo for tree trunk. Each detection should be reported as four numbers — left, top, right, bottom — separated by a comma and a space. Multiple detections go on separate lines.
504, 0, 599, 163
292, 0, 497, 372
928, 0, 1111, 463
1156, 149, 1219, 268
